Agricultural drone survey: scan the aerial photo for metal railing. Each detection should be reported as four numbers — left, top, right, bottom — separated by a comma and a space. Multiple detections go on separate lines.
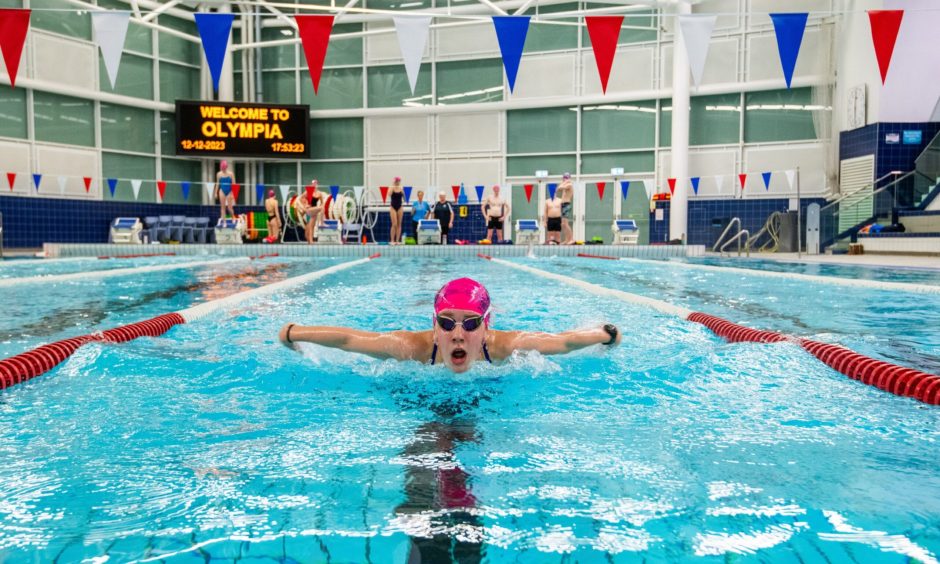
712, 217, 750, 256
0, 212, 4, 260
719, 229, 750, 256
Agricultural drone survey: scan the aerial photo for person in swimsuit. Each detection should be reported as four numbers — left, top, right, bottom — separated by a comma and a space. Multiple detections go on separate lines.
264, 190, 282, 243
215, 160, 236, 221
544, 193, 563, 244
389, 176, 405, 245
557, 172, 574, 244
303, 180, 326, 244
279, 278, 621, 373
482, 184, 510, 243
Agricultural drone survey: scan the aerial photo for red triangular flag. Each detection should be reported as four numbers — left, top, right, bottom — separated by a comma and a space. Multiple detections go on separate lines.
295, 15, 334, 94
6, 172, 14, 190
231, 183, 241, 202
451, 185, 460, 201
596, 181, 606, 200
868, 10, 904, 85
0, 9, 31, 89
585, 16, 623, 94
524, 184, 534, 203
379, 186, 389, 203
157, 180, 167, 200
738, 173, 747, 190
667, 178, 676, 195
83, 177, 92, 192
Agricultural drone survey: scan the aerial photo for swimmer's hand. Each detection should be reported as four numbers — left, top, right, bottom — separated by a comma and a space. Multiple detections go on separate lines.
279, 323, 299, 350
601, 324, 620, 346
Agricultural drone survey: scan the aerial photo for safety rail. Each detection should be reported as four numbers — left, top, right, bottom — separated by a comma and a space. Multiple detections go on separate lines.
0, 211, 4, 260
712, 217, 750, 257
719, 229, 750, 257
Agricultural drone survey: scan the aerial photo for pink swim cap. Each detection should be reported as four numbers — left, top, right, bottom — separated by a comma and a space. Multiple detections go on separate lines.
220, 160, 228, 170
268, 189, 275, 197
434, 278, 491, 322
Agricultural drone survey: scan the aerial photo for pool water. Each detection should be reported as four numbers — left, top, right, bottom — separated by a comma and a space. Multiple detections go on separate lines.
0, 256, 938, 563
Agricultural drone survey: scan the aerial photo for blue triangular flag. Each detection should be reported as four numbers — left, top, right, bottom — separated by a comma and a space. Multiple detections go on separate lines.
330, 185, 339, 200
181, 181, 191, 200
475, 185, 485, 202
770, 13, 808, 88
691, 177, 700, 195
620, 180, 629, 200
492, 16, 530, 93
404, 186, 413, 203
107, 178, 118, 197
458, 184, 468, 204
32, 173, 41, 191
547, 182, 557, 200
194, 13, 234, 93
219, 176, 232, 196
256, 183, 266, 203
762, 171, 772, 190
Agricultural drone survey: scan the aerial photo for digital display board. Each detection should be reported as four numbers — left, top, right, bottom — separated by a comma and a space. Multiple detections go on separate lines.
175, 100, 309, 159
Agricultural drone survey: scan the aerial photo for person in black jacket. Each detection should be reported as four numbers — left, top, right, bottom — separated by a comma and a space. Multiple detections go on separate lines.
431, 191, 454, 244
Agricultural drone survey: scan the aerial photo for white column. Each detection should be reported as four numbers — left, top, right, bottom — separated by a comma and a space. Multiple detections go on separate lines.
218, 1, 235, 102
669, 1, 691, 243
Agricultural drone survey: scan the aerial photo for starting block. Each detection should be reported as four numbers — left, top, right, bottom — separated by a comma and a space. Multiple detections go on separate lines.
417, 219, 442, 244
215, 217, 246, 244
317, 219, 342, 244
109, 217, 143, 244
612, 219, 639, 245
514, 220, 540, 245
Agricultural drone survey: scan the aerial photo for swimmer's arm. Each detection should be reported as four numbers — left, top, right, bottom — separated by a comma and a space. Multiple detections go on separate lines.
494, 325, 621, 357
278, 324, 424, 360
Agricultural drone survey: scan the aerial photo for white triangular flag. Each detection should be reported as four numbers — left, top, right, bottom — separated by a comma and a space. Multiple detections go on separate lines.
131, 179, 142, 200
57, 175, 68, 195
785, 169, 797, 190
714, 174, 725, 194
92, 11, 131, 89
678, 14, 717, 87
642, 179, 655, 199
279, 184, 290, 200
205, 182, 215, 201
393, 16, 431, 95
353, 185, 364, 202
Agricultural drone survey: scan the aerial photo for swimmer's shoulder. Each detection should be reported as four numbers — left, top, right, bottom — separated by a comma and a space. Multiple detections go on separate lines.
487, 330, 523, 360
392, 329, 434, 361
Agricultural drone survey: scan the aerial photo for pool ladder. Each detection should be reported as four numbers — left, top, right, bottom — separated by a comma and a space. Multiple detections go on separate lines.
0, 212, 4, 260
712, 217, 750, 257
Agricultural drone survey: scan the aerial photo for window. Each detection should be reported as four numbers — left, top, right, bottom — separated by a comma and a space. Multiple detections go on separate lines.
508, 107, 577, 154
744, 88, 822, 142
33, 92, 94, 147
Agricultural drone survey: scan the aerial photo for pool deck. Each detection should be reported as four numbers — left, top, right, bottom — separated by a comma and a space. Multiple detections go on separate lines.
726, 252, 940, 271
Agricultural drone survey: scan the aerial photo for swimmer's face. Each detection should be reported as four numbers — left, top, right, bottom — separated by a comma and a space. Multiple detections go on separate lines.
434, 308, 487, 373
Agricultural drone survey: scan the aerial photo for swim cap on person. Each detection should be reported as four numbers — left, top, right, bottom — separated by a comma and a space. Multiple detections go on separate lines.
220, 160, 228, 170
394, 176, 401, 183
268, 189, 275, 197
562, 172, 571, 179
435, 278, 491, 322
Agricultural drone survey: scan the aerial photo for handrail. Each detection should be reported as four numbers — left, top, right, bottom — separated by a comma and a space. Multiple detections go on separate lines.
719, 229, 750, 257
712, 217, 741, 252
821, 171, 910, 213
0, 211, 4, 260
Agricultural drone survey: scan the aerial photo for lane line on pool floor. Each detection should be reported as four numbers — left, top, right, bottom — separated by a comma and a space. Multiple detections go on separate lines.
0, 254, 381, 390
576, 253, 940, 295
0, 257, 256, 288
480, 254, 940, 405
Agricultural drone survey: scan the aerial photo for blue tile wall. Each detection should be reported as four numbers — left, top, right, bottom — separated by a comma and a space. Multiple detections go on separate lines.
874, 122, 940, 179
839, 123, 879, 161
363, 202, 489, 243
0, 195, 263, 249
649, 198, 827, 248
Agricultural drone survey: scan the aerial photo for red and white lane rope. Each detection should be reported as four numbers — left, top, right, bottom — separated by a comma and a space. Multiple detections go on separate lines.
0, 254, 380, 391
0, 257, 250, 289
482, 255, 940, 405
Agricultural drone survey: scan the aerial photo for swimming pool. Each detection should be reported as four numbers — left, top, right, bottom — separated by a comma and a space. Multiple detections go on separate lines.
0, 255, 938, 562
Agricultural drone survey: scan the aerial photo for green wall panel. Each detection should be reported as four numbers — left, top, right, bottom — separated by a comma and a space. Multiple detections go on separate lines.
507, 107, 577, 154
160, 158, 202, 204
581, 151, 654, 174
160, 62, 200, 104
310, 118, 363, 160
660, 93, 740, 146
507, 155, 576, 177
32, 0, 90, 39
0, 88, 27, 139
437, 59, 503, 105
325, 23, 363, 67
301, 68, 364, 110
99, 53, 153, 99
367, 64, 431, 108
101, 103, 155, 154
33, 92, 94, 147
581, 101, 656, 150
159, 16, 199, 64
301, 162, 364, 188
102, 152, 156, 202
744, 87, 821, 143
521, 3, 579, 53
262, 70, 297, 104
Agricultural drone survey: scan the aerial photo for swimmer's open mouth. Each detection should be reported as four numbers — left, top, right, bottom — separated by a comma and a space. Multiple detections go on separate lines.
451, 348, 467, 363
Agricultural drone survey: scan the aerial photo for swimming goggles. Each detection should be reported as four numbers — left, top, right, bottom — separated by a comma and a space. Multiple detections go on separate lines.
435, 314, 485, 332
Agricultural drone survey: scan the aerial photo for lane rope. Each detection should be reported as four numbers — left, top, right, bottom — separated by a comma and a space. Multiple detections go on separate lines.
483, 255, 940, 405
0, 257, 254, 288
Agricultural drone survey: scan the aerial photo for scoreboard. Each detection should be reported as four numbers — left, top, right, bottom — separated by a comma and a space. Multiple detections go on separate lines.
175, 100, 310, 159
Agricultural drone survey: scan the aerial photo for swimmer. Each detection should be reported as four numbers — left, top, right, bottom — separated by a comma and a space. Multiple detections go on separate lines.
389, 176, 405, 245
557, 172, 574, 244
482, 184, 510, 243
215, 160, 236, 220
279, 278, 620, 373
544, 191, 563, 244
264, 189, 282, 243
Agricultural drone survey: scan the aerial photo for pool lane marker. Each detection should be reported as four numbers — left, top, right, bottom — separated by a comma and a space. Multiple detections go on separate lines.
0, 257, 252, 288
575, 252, 940, 295
0, 254, 380, 390
481, 254, 940, 405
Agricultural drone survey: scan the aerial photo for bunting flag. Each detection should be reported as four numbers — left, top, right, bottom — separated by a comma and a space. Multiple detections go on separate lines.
620, 180, 629, 200
295, 15, 334, 94
0, 9, 30, 89
785, 169, 797, 190
83, 177, 92, 193
194, 13, 234, 93
32, 173, 41, 191
769, 13, 808, 88
868, 10, 904, 85
393, 16, 431, 95
547, 182, 557, 200
492, 16, 530, 93
678, 14, 717, 87
667, 178, 676, 195
204, 181, 214, 201
738, 173, 748, 192
57, 175, 67, 195
5, 172, 13, 190
279, 184, 290, 200
107, 178, 118, 197
353, 185, 363, 202
330, 185, 339, 200
714, 174, 725, 194
642, 179, 654, 199
451, 185, 460, 200
256, 183, 265, 203
92, 11, 130, 90
156, 180, 166, 201
474, 185, 484, 202
231, 183, 241, 202
219, 176, 232, 196
404, 186, 413, 203
131, 179, 142, 200
524, 183, 534, 203
585, 16, 623, 94
306, 184, 316, 203
762, 171, 772, 190
691, 176, 700, 195
596, 181, 606, 200
379, 186, 389, 203
458, 184, 467, 203
181, 181, 191, 201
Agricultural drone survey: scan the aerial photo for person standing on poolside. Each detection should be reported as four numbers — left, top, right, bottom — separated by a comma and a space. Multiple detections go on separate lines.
279, 278, 620, 373
215, 160, 236, 220
303, 180, 326, 244
411, 190, 431, 240
431, 192, 454, 245
544, 192, 563, 244
481, 184, 510, 243
388, 177, 405, 245
557, 172, 574, 244
264, 190, 282, 243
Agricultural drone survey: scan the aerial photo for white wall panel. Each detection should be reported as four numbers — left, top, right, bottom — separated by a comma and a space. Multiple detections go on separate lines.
659, 149, 738, 197
744, 143, 829, 196
747, 28, 828, 83
366, 161, 430, 196
367, 115, 430, 156
33, 33, 96, 91
436, 159, 502, 196
34, 145, 99, 198
365, 23, 417, 65
0, 141, 32, 194
661, 38, 739, 89
437, 112, 502, 154
582, 46, 653, 96
512, 53, 576, 99
435, 22, 500, 59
